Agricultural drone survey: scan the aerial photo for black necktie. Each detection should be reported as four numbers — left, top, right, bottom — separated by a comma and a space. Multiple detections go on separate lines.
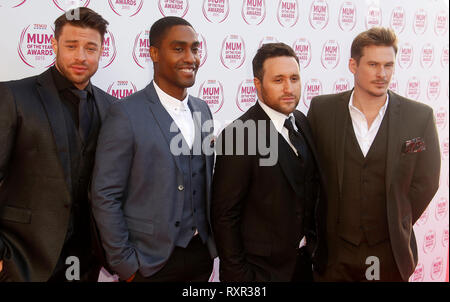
284, 117, 306, 161
72, 89, 91, 143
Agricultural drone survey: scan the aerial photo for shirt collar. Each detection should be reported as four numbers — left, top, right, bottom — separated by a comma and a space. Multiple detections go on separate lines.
51, 65, 93, 95
348, 90, 389, 118
153, 81, 190, 112
258, 99, 295, 133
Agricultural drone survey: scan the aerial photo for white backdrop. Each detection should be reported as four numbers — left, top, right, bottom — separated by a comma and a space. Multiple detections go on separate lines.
0, 0, 448, 282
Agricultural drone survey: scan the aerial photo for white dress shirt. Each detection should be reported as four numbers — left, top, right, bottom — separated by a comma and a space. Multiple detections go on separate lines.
258, 100, 299, 156
348, 92, 389, 157
154, 82, 195, 149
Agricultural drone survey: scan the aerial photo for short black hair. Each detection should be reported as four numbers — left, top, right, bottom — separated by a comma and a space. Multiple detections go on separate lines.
54, 7, 109, 43
149, 16, 193, 47
252, 43, 299, 81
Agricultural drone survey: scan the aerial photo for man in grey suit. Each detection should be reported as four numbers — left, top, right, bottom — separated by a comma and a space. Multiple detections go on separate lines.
91, 16, 217, 282
308, 27, 441, 281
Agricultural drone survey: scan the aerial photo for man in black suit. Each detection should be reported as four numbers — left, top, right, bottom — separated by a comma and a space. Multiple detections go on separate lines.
0, 8, 114, 281
211, 43, 327, 281
308, 27, 441, 281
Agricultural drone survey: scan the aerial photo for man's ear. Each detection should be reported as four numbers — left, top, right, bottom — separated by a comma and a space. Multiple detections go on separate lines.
149, 46, 158, 63
51, 37, 58, 54
349, 58, 357, 75
254, 77, 262, 100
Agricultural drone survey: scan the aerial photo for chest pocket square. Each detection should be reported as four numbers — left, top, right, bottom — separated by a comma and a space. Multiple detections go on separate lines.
402, 137, 426, 154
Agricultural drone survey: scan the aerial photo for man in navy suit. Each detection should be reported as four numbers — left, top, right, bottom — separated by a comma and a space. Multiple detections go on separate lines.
91, 16, 217, 282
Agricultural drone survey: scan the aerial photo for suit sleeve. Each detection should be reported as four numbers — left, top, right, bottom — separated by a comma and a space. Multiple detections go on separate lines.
211, 127, 255, 281
409, 111, 441, 224
91, 102, 138, 280
0, 82, 17, 260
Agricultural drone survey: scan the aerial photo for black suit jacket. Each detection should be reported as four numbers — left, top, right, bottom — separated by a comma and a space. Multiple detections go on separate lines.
0, 69, 115, 281
307, 90, 441, 280
211, 102, 327, 281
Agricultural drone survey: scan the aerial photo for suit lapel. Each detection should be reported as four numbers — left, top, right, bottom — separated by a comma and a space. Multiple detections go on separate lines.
92, 87, 110, 122
335, 91, 352, 197
385, 91, 402, 196
144, 82, 185, 173
35, 69, 72, 193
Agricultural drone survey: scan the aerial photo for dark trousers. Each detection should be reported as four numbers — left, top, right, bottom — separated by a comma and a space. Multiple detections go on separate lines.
132, 235, 213, 282
314, 235, 404, 282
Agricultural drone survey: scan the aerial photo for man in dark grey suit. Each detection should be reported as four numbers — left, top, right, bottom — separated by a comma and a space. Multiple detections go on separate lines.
0, 8, 114, 281
308, 27, 441, 281
91, 17, 217, 282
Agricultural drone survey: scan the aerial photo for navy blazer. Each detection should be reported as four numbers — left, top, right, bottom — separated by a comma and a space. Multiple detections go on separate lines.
91, 82, 217, 280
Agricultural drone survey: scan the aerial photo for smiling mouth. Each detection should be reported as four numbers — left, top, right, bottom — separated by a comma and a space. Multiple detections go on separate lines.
71, 66, 88, 73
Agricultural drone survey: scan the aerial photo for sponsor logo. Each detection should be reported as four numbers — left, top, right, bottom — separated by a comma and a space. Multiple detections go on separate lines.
107, 80, 138, 99
241, 0, 266, 25
427, 76, 440, 101
259, 36, 279, 48
220, 34, 246, 70
303, 79, 322, 108
108, 0, 144, 17
202, 0, 230, 23
277, 0, 299, 28
365, 4, 382, 29
442, 137, 449, 160
441, 44, 449, 68
309, 0, 329, 30
197, 33, 208, 67
132, 29, 151, 69
292, 38, 312, 69
431, 257, 444, 281
198, 80, 224, 114
17, 24, 55, 68
1, 0, 27, 8
332, 78, 350, 94
398, 43, 414, 69
413, 8, 428, 35
416, 207, 429, 226
53, 0, 89, 11
443, 226, 449, 247
434, 10, 448, 36
405, 77, 420, 100
158, 0, 189, 17
390, 6, 405, 34
410, 263, 424, 282
321, 40, 340, 70
388, 76, 398, 93
236, 79, 257, 112
435, 196, 448, 221
435, 107, 448, 131
423, 230, 436, 254
99, 30, 117, 69
338, 1, 357, 32
420, 43, 434, 69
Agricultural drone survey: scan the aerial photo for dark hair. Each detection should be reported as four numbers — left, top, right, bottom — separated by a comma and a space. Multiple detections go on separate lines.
252, 43, 299, 81
54, 7, 109, 43
150, 16, 193, 47
351, 27, 398, 63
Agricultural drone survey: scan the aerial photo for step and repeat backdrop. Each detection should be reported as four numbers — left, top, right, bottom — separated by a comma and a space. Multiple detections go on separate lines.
0, 0, 448, 282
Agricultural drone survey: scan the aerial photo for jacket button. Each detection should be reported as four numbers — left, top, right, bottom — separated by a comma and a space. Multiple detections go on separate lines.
175, 221, 180, 227
178, 185, 184, 191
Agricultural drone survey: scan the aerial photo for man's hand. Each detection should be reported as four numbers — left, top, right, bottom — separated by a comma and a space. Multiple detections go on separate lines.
0, 260, 3, 273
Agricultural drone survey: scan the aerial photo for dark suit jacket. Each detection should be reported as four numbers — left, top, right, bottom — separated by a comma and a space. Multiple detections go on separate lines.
0, 69, 115, 281
307, 90, 441, 281
211, 102, 327, 281
91, 81, 217, 281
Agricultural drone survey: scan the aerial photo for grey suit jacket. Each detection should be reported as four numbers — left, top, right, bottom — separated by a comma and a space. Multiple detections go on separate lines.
307, 89, 441, 281
91, 81, 217, 280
